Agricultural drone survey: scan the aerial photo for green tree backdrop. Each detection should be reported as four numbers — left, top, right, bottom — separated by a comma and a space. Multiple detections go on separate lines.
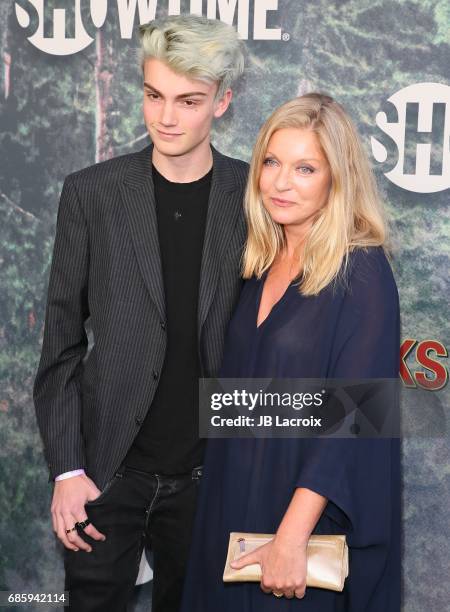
0, 1, 449, 610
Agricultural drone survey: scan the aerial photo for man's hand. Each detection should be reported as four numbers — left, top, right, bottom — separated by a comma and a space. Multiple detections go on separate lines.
51, 474, 106, 552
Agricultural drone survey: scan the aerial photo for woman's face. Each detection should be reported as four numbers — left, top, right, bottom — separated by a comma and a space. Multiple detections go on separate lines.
259, 127, 332, 237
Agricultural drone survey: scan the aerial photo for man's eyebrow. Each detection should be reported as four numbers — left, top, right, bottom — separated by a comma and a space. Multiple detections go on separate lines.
144, 82, 208, 98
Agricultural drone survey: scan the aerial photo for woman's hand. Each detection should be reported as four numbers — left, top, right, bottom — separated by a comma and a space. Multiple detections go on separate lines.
229, 488, 326, 598
230, 534, 307, 599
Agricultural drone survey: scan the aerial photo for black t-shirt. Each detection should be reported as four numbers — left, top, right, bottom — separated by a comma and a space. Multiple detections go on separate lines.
124, 163, 212, 474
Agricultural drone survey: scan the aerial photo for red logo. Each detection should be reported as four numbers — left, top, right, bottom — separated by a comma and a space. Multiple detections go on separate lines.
400, 339, 448, 390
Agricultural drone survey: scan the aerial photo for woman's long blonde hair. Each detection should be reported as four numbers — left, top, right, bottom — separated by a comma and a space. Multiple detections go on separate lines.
242, 93, 387, 295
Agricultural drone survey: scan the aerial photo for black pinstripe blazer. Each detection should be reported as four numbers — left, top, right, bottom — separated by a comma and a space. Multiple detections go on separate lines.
33, 143, 249, 489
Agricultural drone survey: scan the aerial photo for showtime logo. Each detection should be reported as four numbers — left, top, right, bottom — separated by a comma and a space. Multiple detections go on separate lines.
371, 83, 450, 193
14, 0, 282, 56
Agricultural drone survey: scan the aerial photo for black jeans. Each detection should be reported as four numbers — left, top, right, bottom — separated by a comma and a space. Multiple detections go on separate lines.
64, 464, 202, 612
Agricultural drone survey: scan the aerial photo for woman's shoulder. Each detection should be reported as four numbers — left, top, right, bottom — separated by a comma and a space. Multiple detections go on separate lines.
346, 246, 396, 284
343, 246, 399, 306
238, 275, 261, 301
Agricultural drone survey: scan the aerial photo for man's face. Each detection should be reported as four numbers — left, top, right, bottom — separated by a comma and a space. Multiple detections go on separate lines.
143, 58, 231, 158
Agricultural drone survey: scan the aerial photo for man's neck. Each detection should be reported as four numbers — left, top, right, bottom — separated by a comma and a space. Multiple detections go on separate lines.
151, 140, 213, 183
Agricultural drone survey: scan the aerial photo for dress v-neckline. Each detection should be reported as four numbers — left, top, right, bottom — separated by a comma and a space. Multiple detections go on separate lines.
255, 271, 295, 330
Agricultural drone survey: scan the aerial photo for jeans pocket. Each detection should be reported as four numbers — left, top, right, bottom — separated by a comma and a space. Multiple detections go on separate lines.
85, 472, 122, 507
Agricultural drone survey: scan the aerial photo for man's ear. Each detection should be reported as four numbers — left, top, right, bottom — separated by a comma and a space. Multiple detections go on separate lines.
213, 89, 233, 119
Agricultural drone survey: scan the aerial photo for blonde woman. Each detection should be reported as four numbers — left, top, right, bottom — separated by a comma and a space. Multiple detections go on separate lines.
181, 94, 400, 611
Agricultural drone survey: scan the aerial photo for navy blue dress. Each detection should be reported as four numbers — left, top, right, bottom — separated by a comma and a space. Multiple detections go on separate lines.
181, 247, 401, 611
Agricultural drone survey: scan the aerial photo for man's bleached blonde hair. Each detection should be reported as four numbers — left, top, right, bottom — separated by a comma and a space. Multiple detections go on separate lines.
139, 15, 245, 100
242, 93, 388, 296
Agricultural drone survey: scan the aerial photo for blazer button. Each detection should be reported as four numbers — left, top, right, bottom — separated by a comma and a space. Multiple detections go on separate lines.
160, 321, 166, 331
153, 370, 159, 380
135, 416, 142, 426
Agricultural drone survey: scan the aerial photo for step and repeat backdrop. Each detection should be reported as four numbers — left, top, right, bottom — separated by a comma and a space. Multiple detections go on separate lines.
0, 1, 448, 610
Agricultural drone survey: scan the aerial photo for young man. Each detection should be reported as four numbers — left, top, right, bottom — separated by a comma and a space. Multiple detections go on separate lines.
33, 15, 247, 612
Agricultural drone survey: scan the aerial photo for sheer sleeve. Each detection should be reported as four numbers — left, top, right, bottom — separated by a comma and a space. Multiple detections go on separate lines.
328, 246, 400, 379
294, 247, 400, 542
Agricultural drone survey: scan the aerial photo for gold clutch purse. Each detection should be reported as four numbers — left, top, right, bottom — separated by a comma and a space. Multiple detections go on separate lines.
223, 532, 349, 592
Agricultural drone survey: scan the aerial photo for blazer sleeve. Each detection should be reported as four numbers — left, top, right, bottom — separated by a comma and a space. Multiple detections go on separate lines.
33, 176, 89, 481
294, 248, 400, 544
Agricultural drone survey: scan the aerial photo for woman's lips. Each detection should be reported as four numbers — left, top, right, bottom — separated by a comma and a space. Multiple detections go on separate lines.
271, 197, 296, 207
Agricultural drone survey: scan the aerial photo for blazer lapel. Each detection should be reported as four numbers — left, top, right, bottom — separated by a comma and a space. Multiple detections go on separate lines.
119, 143, 243, 330
119, 144, 165, 322
198, 146, 243, 334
